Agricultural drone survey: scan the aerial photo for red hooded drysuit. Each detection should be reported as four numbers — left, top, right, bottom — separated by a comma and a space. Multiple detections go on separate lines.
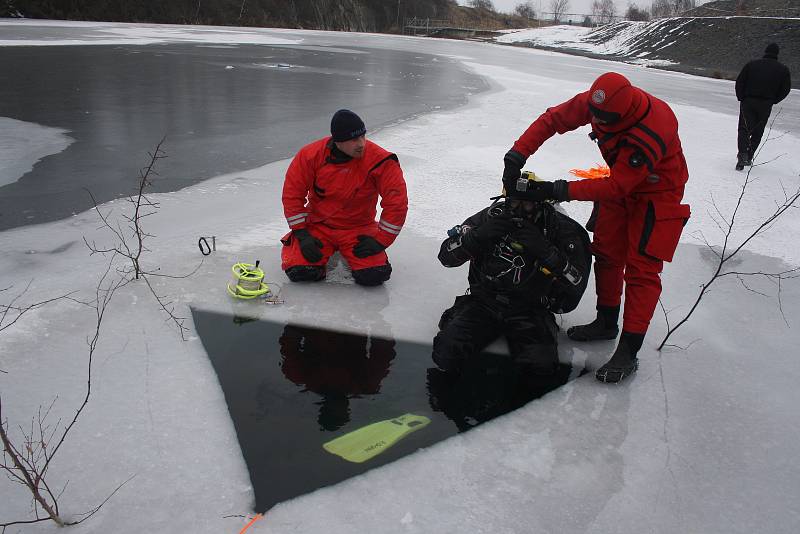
281, 137, 408, 272
511, 74, 690, 333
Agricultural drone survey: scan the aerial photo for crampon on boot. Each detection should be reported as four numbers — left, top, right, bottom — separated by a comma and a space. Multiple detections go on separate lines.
595, 332, 644, 383
567, 305, 619, 341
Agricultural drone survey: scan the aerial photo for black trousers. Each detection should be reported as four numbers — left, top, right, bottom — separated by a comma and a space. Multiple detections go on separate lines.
737, 98, 773, 161
432, 295, 558, 374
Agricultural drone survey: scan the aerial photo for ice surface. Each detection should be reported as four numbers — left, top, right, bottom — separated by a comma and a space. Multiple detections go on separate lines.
1, 20, 800, 534
0, 117, 73, 187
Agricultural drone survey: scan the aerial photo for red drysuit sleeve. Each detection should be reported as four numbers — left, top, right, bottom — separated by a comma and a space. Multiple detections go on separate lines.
512, 92, 593, 158
568, 145, 652, 201
374, 158, 408, 247
282, 147, 315, 230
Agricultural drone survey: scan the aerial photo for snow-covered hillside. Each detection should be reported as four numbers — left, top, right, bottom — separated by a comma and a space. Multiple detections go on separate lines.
496, 17, 800, 85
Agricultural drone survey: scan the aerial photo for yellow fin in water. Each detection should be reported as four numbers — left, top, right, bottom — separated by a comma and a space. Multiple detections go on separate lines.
322, 414, 431, 463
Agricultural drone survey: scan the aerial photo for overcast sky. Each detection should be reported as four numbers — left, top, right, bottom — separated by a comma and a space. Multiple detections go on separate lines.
464, 0, 711, 17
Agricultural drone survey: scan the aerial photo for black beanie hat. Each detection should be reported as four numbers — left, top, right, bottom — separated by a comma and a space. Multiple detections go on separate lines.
330, 109, 366, 142
765, 43, 779, 58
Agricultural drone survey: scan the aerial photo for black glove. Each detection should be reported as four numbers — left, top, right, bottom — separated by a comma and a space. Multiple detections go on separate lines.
353, 235, 386, 258
512, 222, 579, 282
503, 149, 526, 181
293, 228, 324, 263
462, 215, 516, 254
521, 180, 570, 202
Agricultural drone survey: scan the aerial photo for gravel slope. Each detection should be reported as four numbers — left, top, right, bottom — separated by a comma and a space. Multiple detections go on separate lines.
596, 17, 799, 86
503, 16, 798, 88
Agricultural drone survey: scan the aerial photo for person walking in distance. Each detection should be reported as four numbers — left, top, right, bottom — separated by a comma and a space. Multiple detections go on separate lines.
735, 43, 791, 170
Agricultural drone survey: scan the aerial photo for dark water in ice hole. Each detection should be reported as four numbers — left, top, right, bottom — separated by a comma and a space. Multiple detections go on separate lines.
192, 309, 585, 512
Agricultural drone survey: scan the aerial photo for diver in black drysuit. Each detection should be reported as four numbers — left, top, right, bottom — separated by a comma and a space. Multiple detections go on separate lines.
433, 191, 591, 376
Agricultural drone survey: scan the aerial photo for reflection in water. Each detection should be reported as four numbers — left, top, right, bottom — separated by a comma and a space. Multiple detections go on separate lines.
426, 354, 579, 432
278, 324, 396, 431
191, 310, 584, 511
232, 314, 260, 325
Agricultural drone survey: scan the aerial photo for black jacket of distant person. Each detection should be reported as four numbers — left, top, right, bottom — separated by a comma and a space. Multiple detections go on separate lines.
736, 46, 791, 104
734, 44, 791, 163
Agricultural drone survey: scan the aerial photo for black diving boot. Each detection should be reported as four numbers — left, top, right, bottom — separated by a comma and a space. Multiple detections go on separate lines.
567, 305, 620, 341
595, 332, 644, 383
735, 153, 750, 171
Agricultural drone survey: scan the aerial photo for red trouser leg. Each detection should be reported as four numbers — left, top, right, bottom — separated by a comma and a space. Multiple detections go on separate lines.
281, 223, 389, 271
592, 198, 627, 309
592, 197, 664, 335
622, 202, 663, 334
280, 223, 335, 271
333, 223, 390, 271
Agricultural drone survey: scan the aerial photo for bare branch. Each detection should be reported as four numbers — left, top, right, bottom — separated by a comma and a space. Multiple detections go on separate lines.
734, 274, 771, 298
66, 474, 137, 526
658, 120, 799, 349
658, 298, 671, 334
1, 259, 127, 528
1, 396, 65, 526
1, 282, 79, 346
707, 190, 731, 231
141, 275, 189, 340
82, 137, 197, 339
0, 516, 52, 529
724, 185, 800, 261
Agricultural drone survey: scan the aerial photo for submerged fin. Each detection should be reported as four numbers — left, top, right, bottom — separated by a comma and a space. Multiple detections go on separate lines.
322, 413, 431, 463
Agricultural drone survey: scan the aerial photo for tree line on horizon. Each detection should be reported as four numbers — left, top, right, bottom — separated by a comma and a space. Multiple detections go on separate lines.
1, 0, 707, 32
2, 0, 520, 31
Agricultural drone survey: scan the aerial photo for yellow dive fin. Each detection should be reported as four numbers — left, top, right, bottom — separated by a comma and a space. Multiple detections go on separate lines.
322, 414, 431, 463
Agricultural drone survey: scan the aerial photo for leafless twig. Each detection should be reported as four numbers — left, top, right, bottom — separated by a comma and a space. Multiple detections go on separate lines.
1, 282, 78, 335
1, 261, 128, 528
84, 138, 165, 280
83, 137, 199, 340
658, 122, 798, 349
1, 284, 81, 375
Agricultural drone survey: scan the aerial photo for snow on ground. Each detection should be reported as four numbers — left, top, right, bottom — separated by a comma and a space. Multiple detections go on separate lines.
2, 20, 800, 534
495, 22, 682, 67
495, 24, 593, 47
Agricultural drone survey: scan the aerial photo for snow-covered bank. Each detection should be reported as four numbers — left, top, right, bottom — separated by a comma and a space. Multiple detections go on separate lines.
495, 18, 800, 86
495, 21, 683, 65
2, 21, 800, 534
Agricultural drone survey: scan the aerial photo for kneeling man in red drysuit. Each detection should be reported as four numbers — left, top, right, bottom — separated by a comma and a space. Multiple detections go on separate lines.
281, 109, 408, 286
501, 72, 691, 383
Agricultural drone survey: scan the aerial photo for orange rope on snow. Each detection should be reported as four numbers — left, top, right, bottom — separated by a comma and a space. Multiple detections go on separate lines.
569, 164, 610, 179
239, 513, 264, 533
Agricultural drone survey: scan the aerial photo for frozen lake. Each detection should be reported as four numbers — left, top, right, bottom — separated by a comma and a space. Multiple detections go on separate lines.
0, 39, 486, 230
2, 20, 800, 534
3, 22, 798, 232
